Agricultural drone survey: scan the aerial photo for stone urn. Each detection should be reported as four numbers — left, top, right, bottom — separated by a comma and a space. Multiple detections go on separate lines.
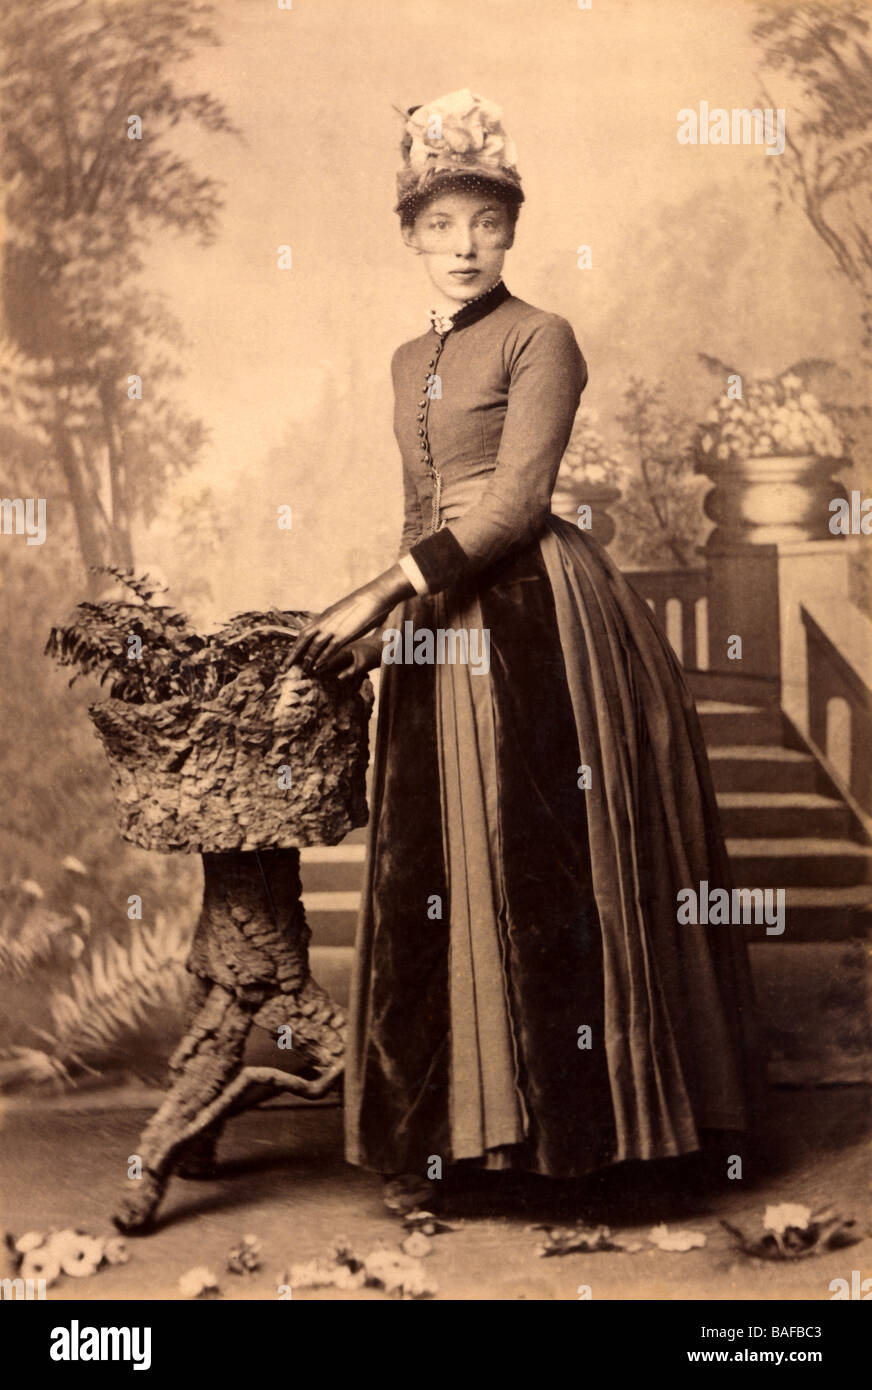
552, 480, 622, 548
697, 452, 848, 549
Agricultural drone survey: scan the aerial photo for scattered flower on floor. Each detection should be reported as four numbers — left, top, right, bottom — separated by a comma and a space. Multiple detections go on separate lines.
400, 1231, 433, 1258
289, 1236, 437, 1299
648, 1224, 707, 1252
178, 1266, 221, 1298
14, 1231, 44, 1254
532, 1224, 644, 1256
227, 1234, 262, 1275
401, 1210, 457, 1236
763, 1203, 812, 1235
723, 1205, 860, 1260
5, 1227, 130, 1287
21, 1246, 62, 1286
54, 1229, 104, 1278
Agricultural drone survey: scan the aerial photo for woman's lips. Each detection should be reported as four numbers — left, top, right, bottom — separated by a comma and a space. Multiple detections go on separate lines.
449, 269, 480, 277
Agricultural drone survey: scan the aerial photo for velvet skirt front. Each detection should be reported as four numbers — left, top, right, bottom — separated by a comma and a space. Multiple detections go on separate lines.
344, 517, 760, 1179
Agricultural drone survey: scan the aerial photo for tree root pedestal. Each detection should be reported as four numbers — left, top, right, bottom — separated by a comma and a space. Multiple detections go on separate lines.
112, 847, 346, 1233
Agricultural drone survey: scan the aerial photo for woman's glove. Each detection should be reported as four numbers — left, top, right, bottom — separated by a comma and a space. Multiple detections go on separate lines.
289, 565, 414, 675
318, 632, 384, 683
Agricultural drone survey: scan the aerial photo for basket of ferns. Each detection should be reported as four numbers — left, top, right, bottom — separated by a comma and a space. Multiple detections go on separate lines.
46, 570, 374, 854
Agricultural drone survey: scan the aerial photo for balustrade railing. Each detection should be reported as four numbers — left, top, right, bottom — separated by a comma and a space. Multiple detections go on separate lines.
801, 601, 872, 824
625, 567, 710, 671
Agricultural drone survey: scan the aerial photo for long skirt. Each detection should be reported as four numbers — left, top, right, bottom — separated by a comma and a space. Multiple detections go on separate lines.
344, 515, 761, 1179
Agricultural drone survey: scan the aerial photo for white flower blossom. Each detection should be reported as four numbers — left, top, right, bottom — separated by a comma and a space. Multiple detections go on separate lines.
14, 1231, 45, 1254
52, 1229, 103, 1278
178, 1265, 220, 1298
21, 1247, 61, 1286
763, 1203, 812, 1235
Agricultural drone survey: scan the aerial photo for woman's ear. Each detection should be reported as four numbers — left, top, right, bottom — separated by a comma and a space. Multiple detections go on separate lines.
401, 225, 422, 254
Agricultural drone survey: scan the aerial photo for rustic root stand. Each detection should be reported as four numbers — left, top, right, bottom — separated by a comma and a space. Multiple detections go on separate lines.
113, 846, 347, 1232
48, 600, 373, 1233
80, 618, 377, 1235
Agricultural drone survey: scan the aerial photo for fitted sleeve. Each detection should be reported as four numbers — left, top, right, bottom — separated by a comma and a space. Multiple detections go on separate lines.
393, 347, 424, 559
408, 313, 587, 592
397, 452, 423, 559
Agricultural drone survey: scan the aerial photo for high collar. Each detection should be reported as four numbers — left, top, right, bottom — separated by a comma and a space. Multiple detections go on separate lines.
430, 279, 511, 336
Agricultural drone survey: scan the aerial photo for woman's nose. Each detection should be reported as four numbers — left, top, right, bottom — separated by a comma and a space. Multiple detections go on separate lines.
452, 229, 476, 257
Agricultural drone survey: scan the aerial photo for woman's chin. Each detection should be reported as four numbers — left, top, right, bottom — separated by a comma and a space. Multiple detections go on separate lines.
435, 274, 491, 301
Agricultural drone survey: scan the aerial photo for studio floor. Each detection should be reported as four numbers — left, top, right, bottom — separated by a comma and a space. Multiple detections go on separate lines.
1, 1085, 868, 1301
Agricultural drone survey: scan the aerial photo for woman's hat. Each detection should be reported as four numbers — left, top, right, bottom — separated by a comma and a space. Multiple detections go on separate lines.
395, 88, 523, 217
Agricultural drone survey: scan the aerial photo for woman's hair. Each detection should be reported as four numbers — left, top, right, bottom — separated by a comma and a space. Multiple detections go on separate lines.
398, 173, 524, 229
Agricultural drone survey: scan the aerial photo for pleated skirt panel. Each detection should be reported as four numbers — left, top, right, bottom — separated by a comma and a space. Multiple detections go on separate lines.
344, 517, 761, 1179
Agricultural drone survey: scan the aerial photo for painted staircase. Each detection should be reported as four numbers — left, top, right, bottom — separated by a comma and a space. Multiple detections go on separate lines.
698, 699, 872, 941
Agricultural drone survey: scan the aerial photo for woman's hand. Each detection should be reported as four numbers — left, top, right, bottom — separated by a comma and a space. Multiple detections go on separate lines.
289, 566, 415, 674
318, 633, 384, 683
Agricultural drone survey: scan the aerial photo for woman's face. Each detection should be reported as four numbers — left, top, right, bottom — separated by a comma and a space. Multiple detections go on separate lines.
402, 190, 514, 303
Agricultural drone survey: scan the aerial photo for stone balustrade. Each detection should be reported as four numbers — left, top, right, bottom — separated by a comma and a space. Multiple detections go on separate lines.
623, 566, 709, 670
802, 601, 872, 826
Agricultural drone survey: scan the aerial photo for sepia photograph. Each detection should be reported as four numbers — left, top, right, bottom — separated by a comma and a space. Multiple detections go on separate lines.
0, 0, 869, 1336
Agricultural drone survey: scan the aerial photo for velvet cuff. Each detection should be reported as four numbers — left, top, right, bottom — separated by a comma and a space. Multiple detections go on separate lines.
397, 552, 429, 595
408, 527, 470, 594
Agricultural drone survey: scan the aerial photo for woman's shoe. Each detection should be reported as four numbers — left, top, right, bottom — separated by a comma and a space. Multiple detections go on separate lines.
382, 1173, 439, 1217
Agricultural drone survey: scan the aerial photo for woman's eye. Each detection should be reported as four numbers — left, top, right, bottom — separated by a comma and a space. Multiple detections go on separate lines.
430, 220, 449, 230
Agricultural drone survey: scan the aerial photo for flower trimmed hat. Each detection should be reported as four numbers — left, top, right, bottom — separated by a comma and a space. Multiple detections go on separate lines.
395, 88, 524, 220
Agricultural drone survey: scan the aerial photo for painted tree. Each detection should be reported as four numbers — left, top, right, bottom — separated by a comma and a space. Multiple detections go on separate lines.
614, 378, 705, 570
554, 407, 623, 496
0, 0, 237, 588
755, 0, 872, 348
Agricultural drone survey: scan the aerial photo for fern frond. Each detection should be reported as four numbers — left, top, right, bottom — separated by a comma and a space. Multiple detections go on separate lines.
0, 894, 80, 977
1, 913, 197, 1085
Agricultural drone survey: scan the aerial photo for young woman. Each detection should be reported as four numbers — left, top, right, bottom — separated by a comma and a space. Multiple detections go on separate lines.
290, 89, 759, 1205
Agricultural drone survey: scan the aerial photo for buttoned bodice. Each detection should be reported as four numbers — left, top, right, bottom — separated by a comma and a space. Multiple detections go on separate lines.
391, 286, 588, 577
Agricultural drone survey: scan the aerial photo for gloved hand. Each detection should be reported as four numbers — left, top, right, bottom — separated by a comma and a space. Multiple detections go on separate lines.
289, 565, 415, 675
317, 632, 384, 683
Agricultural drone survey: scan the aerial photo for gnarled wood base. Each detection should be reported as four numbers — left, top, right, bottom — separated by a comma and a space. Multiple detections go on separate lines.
112, 847, 346, 1233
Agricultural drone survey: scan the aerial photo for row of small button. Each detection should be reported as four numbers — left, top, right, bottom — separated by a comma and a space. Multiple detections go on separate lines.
417, 333, 447, 534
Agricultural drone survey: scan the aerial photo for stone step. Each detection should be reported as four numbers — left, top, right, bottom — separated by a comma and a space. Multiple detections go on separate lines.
717, 791, 854, 840
726, 836, 872, 888
308, 943, 870, 1084
306, 884, 872, 950
697, 701, 786, 747
684, 885, 872, 944
302, 893, 359, 947
687, 670, 780, 706
301, 753, 871, 949
709, 745, 821, 794
300, 843, 366, 892
771, 886, 872, 943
